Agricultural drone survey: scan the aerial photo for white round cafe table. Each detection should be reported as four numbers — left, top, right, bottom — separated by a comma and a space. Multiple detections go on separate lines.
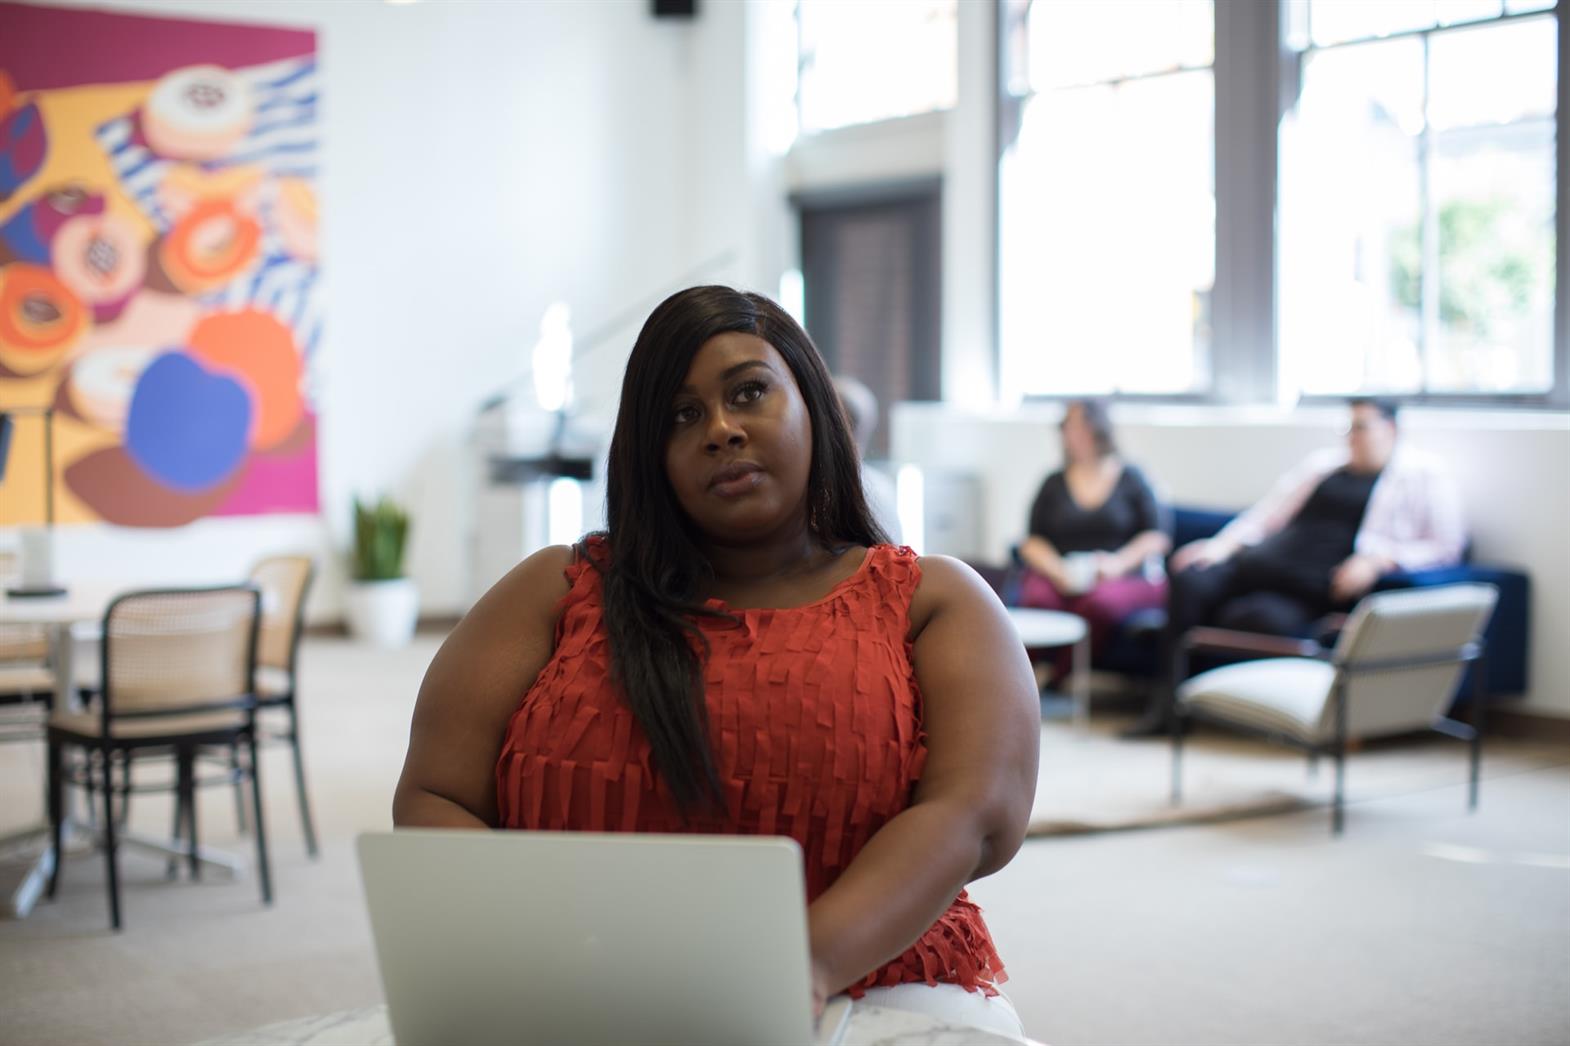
1005, 607, 1091, 729
194, 1002, 1031, 1046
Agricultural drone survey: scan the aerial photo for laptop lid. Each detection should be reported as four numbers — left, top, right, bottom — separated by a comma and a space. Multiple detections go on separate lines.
357, 829, 817, 1046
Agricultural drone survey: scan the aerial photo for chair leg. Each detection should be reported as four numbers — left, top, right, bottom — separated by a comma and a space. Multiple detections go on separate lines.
117, 752, 132, 831
231, 741, 248, 834
81, 751, 97, 829
1469, 654, 1487, 813
289, 708, 319, 858
166, 785, 184, 881
178, 746, 200, 882
101, 748, 122, 931
247, 731, 274, 906
1169, 709, 1184, 805
1331, 676, 1348, 837
47, 739, 64, 899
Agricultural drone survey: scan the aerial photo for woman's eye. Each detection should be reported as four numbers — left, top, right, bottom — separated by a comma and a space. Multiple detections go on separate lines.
673, 404, 699, 426
733, 381, 767, 405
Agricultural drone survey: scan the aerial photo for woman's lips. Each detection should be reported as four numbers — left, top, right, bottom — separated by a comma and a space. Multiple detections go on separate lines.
710, 463, 763, 498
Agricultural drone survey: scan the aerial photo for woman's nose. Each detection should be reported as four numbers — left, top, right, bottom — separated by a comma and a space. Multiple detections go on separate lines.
704, 409, 746, 451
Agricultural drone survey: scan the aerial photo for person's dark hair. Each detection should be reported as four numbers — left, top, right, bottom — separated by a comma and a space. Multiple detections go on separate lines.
589, 285, 888, 815
1063, 398, 1117, 458
1349, 396, 1399, 424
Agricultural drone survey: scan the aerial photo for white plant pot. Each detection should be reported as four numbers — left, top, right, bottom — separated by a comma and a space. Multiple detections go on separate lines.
345, 577, 419, 649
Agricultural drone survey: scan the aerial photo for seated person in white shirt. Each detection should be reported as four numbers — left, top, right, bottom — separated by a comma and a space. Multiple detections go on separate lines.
833, 375, 902, 544
1123, 397, 1467, 737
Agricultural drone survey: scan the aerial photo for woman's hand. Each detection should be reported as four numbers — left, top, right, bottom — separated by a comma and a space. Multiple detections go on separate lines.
1330, 552, 1389, 603
810, 957, 832, 1019
1171, 537, 1230, 573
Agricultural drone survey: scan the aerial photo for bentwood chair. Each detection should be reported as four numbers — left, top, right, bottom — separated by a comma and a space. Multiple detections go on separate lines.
1170, 583, 1498, 835
46, 585, 271, 930
235, 555, 318, 857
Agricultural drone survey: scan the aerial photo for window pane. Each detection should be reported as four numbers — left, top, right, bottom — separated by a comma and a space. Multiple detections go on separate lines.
797, 0, 957, 133
1280, 39, 1426, 395
1028, 0, 1211, 90
1310, 0, 1438, 46
1428, 17, 1556, 131
1429, 122, 1556, 392
1435, 0, 1505, 27
999, 70, 1214, 395
1504, 0, 1555, 14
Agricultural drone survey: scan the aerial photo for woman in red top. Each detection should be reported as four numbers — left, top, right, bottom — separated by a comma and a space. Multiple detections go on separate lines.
394, 286, 1039, 1035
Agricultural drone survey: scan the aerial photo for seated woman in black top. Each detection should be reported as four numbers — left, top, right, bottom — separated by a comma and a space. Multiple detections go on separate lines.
1018, 400, 1171, 658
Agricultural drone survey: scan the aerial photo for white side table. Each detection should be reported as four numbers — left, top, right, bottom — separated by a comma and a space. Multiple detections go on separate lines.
1006, 607, 1091, 729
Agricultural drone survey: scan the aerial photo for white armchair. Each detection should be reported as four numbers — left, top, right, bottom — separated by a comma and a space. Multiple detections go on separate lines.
1170, 583, 1499, 834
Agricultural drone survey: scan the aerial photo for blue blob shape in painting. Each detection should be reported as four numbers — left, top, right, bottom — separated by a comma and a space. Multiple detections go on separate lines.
125, 352, 253, 493
0, 202, 48, 264
0, 104, 46, 197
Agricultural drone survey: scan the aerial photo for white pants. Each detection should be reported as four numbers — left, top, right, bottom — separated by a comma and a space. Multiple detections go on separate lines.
856, 982, 1026, 1040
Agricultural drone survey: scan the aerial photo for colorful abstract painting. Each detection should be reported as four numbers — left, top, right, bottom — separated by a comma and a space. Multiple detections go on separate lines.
0, 2, 319, 527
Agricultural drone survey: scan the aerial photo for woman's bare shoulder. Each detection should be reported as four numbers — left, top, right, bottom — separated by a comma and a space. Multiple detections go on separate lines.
908, 554, 1005, 639
457, 544, 579, 645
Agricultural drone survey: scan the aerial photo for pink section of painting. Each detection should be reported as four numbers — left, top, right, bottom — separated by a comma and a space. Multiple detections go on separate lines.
0, 2, 313, 91
216, 417, 321, 517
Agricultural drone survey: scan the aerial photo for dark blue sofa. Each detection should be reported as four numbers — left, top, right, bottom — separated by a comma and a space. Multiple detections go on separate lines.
996, 506, 1531, 701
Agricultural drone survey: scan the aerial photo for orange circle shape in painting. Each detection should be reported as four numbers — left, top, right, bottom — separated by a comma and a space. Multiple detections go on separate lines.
159, 197, 261, 295
187, 308, 304, 451
0, 264, 88, 373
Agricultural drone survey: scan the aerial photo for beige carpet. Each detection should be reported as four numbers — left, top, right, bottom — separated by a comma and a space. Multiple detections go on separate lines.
1, 634, 1567, 1045
1025, 713, 1568, 836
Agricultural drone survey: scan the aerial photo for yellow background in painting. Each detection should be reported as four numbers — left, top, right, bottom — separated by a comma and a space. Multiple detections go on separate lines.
1, 81, 153, 526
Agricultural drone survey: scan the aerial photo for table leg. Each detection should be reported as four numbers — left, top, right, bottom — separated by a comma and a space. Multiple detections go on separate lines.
1072, 633, 1091, 731
4, 828, 53, 918
48, 620, 75, 712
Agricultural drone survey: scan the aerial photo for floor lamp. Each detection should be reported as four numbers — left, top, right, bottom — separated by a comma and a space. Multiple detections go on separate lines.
0, 405, 67, 598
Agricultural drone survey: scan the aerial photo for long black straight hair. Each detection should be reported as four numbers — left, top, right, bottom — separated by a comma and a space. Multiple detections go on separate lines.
589, 285, 889, 815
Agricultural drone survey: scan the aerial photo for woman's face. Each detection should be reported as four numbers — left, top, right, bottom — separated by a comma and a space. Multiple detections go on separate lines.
664, 332, 814, 543
1060, 405, 1099, 465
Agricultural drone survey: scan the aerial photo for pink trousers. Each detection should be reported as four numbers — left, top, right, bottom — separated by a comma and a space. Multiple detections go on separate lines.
1018, 571, 1167, 678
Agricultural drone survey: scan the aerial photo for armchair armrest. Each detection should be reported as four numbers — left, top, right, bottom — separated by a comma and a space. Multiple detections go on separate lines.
1182, 626, 1328, 660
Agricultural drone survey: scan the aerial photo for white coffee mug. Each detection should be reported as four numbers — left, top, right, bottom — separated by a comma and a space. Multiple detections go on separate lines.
1062, 551, 1099, 596
19, 527, 56, 589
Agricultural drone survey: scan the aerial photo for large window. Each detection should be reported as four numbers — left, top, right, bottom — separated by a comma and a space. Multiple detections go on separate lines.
796, 0, 957, 135
1279, 1, 1558, 398
998, 0, 1216, 397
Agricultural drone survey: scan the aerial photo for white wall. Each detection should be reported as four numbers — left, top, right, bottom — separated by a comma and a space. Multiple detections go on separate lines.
892, 402, 1570, 718
21, 0, 747, 622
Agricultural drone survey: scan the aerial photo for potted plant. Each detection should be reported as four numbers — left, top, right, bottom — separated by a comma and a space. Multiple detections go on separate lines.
344, 495, 418, 648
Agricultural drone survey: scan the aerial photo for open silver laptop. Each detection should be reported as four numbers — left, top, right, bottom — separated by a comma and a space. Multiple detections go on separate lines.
357, 830, 852, 1045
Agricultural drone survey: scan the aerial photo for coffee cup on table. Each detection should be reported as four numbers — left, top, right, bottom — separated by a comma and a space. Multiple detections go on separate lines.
20, 527, 55, 590
1062, 552, 1099, 596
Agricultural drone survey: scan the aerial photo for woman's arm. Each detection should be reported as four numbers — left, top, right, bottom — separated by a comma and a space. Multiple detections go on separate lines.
1019, 534, 1070, 590
1104, 465, 1173, 576
1104, 529, 1171, 579
806, 556, 1040, 1004
391, 545, 575, 828
1021, 474, 1071, 590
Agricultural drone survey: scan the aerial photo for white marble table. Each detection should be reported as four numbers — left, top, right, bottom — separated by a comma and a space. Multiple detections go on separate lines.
195, 1002, 1030, 1046
1006, 607, 1091, 729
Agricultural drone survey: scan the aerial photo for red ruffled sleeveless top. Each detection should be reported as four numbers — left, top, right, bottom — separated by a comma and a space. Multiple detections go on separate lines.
495, 539, 1005, 997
